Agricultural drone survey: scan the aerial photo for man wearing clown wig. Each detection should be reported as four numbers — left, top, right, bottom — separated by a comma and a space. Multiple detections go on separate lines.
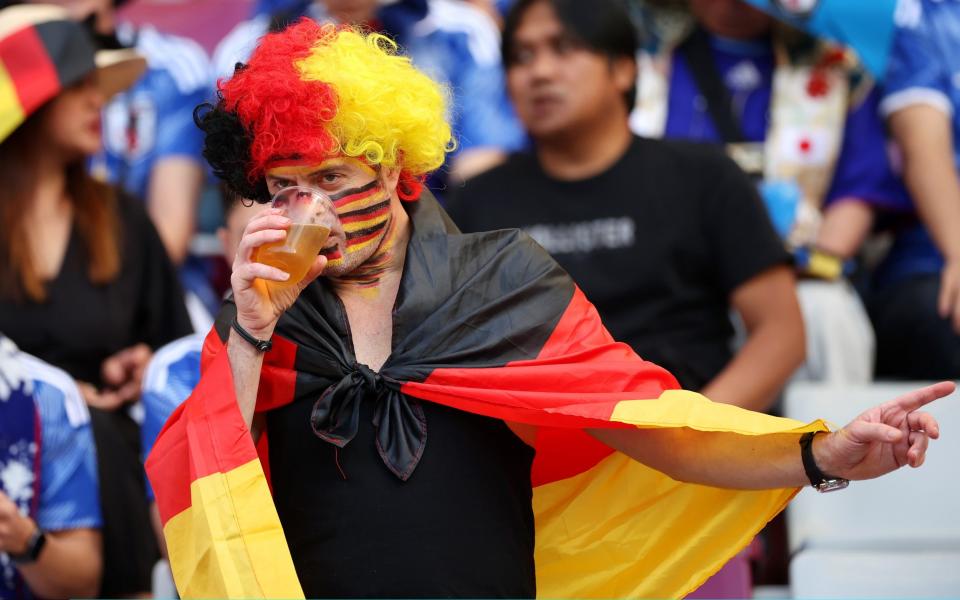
146, 18, 953, 599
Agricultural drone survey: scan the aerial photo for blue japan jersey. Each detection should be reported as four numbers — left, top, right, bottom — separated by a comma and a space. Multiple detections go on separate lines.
882, 0, 960, 171
874, 0, 960, 286
0, 342, 102, 532
94, 26, 212, 201
663, 35, 908, 211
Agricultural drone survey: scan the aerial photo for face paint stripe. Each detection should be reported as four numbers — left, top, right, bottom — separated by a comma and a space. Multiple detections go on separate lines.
339, 199, 391, 221
343, 215, 390, 234
340, 207, 390, 227
329, 179, 381, 202
343, 236, 381, 255
265, 157, 377, 177
335, 191, 389, 214
345, 221, 388, 241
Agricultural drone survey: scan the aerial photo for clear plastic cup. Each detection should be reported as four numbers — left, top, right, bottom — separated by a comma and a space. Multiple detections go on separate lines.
254, 186, 338, 288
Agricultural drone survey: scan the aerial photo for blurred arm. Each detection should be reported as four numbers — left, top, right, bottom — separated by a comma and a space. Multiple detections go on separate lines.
147, 156, 204, 264
702, 265, 805, 412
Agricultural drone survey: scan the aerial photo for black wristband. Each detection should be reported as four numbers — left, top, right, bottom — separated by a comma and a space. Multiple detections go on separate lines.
231, 317, 273, 352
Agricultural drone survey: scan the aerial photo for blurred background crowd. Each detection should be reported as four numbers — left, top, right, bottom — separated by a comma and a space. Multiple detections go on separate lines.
1, 0, 959, 597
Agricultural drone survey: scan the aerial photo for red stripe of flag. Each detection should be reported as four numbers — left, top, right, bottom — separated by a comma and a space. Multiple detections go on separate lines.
401, 287, 680, 486
148, 330, 298, 524
0, 26, 60, 114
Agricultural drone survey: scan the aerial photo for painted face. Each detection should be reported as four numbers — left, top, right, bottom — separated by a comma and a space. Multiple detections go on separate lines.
264, 156, 394, 279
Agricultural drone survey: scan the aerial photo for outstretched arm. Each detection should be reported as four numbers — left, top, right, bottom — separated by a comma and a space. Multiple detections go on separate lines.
588, 381, 954, 489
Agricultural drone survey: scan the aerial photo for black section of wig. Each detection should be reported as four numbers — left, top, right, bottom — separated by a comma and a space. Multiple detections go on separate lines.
193, 94, 271, 203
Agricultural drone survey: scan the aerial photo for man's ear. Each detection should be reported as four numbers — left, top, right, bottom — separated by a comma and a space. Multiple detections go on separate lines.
611, 54, 637, 95
380, 165, 402, 192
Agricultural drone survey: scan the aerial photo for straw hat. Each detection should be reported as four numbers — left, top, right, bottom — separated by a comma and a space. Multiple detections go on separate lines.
0, 3, 146, 143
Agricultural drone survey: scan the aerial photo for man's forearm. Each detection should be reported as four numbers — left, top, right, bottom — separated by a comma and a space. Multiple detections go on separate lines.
817, 200, 874, 260
890, 106, 960, 261
227, 329, 266, 431
588, 427, 813, 489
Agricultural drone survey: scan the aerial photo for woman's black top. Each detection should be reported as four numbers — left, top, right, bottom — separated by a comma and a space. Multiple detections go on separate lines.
267, 392, 537, 598
0, 191, 192, 384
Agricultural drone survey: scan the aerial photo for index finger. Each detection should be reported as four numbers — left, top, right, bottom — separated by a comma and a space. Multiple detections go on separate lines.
891, 381, 956, 413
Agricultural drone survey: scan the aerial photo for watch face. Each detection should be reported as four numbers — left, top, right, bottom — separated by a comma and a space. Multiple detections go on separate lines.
815, 478, 850, 493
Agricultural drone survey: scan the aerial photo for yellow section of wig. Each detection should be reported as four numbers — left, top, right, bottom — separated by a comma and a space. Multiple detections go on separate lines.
296, 26, 456, 176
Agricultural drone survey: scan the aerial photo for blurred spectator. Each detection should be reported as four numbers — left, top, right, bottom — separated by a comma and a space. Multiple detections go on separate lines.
448, 0, 804, 413
0, 5, 191, 596
44, 0, 213, 267
140, 191, 262, 553
30, 0, 219, 329
1, 335, 102, 599
874, 0, 960, 379
213, 0, 525, 189
630, 0, 911, 383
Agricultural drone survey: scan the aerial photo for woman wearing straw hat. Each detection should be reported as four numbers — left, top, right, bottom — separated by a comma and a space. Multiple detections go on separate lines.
0, 4, 193, 597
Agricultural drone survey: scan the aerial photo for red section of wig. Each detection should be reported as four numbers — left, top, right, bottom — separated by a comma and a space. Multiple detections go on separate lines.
219, 20, 339, 185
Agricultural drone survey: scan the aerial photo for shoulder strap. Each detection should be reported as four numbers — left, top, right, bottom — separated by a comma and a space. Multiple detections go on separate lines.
678, 27, 746, 143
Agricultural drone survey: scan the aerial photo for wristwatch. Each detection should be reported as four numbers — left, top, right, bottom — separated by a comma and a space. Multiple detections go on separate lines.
799, 432, 849, 492
10, 525, 47, 564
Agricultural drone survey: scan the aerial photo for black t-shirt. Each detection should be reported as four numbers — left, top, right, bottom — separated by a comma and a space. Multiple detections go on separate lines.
0, 191, 192, 385
267, 394, 537, 598
447, 136, 788, 390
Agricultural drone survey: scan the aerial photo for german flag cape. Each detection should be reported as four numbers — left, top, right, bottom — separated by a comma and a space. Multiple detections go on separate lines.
147, 192, 827, 598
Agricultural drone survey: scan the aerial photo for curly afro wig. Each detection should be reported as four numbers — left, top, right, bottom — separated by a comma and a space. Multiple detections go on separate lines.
196, 20, 455, 202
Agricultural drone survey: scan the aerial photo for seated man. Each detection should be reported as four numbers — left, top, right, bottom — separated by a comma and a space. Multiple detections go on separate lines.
449, 0, 803, 412
146, 17, 950, 599
0, 336, 102, 599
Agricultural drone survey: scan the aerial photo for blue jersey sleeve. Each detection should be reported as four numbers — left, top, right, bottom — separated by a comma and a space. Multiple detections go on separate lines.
25, 361, 102, 532
825, 85, 913, 212
453, 58, 526, 153
882, 1, 953, 116
153, 84, 209, 162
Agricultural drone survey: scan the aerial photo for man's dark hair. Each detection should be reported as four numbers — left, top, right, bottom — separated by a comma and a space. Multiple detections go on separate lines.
502, 0, 638, 110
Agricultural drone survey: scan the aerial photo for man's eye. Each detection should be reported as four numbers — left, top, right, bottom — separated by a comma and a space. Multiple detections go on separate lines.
320, 173, 344, 184
512, 48, 534, 66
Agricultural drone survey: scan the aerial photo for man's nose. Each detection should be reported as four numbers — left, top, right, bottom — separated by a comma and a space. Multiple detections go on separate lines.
528, 50, 560, 80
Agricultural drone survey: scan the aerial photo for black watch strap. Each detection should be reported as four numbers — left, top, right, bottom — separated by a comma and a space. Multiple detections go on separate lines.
799, 432, 849, 492
11, 526, 46, 564
231, 318, 273, 352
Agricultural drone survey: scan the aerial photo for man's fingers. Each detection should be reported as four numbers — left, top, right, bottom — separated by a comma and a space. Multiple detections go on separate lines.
907, 411, 940, 439
244, 214, 290, 237
101, 356, 125, 386
891, 381, 956, 414
845, 419, 902, 444
907, 431, 930, 468
236, 262, 291, 283
300, 255, 328, 288
236, 229, 287, 262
